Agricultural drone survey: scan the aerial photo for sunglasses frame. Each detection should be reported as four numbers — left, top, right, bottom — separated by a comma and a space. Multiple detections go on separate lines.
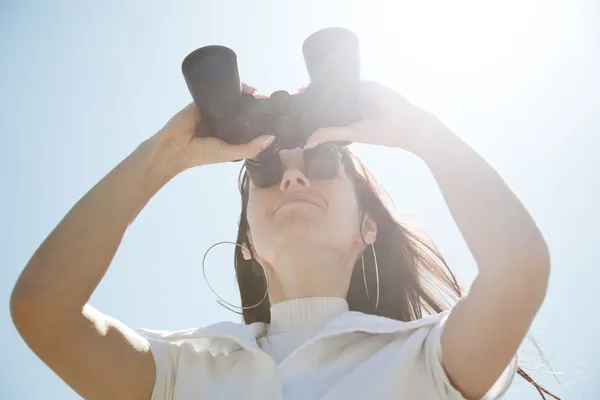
244, 143, 344, 188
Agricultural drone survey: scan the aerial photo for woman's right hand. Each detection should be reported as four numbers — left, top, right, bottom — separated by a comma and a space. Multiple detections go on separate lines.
154, 84, 275, 172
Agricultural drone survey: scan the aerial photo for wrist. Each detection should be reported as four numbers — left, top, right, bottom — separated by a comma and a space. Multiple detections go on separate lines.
137, 132, 188, 187
410, 121, 465, 169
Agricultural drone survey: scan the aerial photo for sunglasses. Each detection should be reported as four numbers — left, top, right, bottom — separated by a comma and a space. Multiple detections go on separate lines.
245, 143, 344, 188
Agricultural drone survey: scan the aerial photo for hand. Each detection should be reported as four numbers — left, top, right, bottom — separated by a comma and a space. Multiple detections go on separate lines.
153, 84, 275, 171
305, 81, 452, 159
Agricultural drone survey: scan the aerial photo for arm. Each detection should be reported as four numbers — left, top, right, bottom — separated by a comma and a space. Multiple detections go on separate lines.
422, 129, 550, 399
304, 80, 550, 399
10, 99, 273, 400
10, 134, 182, 400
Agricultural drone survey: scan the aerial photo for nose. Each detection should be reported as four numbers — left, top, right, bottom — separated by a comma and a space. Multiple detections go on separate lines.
279, 168, 310, 192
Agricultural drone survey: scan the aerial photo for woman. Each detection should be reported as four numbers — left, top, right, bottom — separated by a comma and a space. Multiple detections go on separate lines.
10, 81, 553, 399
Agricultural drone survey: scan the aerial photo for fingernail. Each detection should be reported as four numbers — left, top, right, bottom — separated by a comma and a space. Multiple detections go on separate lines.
304, 141, 320, 150
262, 136, 275, 149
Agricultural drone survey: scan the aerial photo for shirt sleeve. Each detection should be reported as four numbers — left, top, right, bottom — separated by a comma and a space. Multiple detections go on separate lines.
136, 328, 180, 400
424, 311, 519, 400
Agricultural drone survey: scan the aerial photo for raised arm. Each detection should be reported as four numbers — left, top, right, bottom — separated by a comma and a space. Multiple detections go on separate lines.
423, 130, 550, 399
10, 133, 178, 399
10, 101, 274, 400
306, 80, 551, 399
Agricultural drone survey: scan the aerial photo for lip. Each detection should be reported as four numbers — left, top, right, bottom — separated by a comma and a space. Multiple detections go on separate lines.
273, 193, 326, 214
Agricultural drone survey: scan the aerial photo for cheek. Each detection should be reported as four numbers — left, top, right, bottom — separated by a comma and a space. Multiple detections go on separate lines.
246, 189, 262, 229
244, 175, 362, 252
322, 180, 362, 238
245, 186, 273, 245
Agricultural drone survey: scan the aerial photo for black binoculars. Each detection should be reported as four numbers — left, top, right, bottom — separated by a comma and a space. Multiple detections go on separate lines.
181, 27, 361, 153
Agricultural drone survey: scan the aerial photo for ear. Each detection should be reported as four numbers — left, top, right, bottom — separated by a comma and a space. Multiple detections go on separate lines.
360, 215, 378, 244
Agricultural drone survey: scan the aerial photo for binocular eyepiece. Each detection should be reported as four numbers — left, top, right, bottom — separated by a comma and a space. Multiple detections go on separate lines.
181, 27, 361, 152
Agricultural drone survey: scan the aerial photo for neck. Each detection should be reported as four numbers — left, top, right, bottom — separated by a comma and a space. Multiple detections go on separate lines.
265, 247, 355, 305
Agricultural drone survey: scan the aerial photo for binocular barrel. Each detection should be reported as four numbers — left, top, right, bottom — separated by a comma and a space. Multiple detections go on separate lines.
181, 27, 360, 147
182, 45, 241, 120
302, 28, 360, 88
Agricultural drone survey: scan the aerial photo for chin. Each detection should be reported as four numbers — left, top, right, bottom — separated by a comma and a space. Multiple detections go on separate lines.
272, 214, 327, 242
273, 205, 323, 223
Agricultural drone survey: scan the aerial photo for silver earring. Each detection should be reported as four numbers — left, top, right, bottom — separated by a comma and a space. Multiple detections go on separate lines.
202, 241, 269, 312
361, 242, 380, 311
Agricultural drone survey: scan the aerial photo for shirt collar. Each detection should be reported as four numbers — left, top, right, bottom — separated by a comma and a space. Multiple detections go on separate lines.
144, 309, 449, 356
267, 297, 349, 334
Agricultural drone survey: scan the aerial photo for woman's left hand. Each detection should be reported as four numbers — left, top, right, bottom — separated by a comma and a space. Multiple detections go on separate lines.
305, 81, 453, 160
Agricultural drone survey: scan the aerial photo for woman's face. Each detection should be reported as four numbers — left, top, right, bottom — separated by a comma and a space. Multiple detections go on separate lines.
246, 147, 367, 262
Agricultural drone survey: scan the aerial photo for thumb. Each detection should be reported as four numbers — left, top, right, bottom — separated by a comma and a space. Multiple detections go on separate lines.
229, 135, 276, 160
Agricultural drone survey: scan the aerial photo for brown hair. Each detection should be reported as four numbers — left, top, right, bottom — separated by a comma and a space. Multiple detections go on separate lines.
232, 147, 558, 399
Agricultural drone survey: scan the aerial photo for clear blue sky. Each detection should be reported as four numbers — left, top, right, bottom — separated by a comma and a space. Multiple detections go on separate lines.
1, 1, 598, 398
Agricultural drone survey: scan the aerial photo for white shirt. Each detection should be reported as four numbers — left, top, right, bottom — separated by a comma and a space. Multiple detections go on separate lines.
258, 297, 350, 363
136, 297, 517, 399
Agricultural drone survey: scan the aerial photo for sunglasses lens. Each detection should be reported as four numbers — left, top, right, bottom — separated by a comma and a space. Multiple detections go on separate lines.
245, 154, 283, 188
246, 143, 342, 187
305, 143, 342, 180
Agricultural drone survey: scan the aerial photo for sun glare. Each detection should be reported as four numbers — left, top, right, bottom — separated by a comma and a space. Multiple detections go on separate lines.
353, 0, 541, 78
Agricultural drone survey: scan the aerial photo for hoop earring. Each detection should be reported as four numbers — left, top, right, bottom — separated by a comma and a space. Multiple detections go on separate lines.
202, 241, 269, 312
361, 242, 380, 311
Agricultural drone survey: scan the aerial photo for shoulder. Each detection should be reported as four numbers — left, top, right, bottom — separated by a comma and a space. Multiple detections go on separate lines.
326, 309, 450, 337
134, 310, 445, 345
323, 310, 452, 357
329, 310, 518, 400
136, 320, 265, 351
134, 320, 267, 400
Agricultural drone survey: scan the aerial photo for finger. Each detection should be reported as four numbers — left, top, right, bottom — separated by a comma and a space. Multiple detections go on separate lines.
169, 101, 201, 127
304, 127, 360, 149
228, 135, 275, 160
305, 119, 396, 149
242, 83, 269, 99
241, 83, 256, 95
179, 101, 199, 118
304, 119, 382, 147
348, 119, 395, 141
